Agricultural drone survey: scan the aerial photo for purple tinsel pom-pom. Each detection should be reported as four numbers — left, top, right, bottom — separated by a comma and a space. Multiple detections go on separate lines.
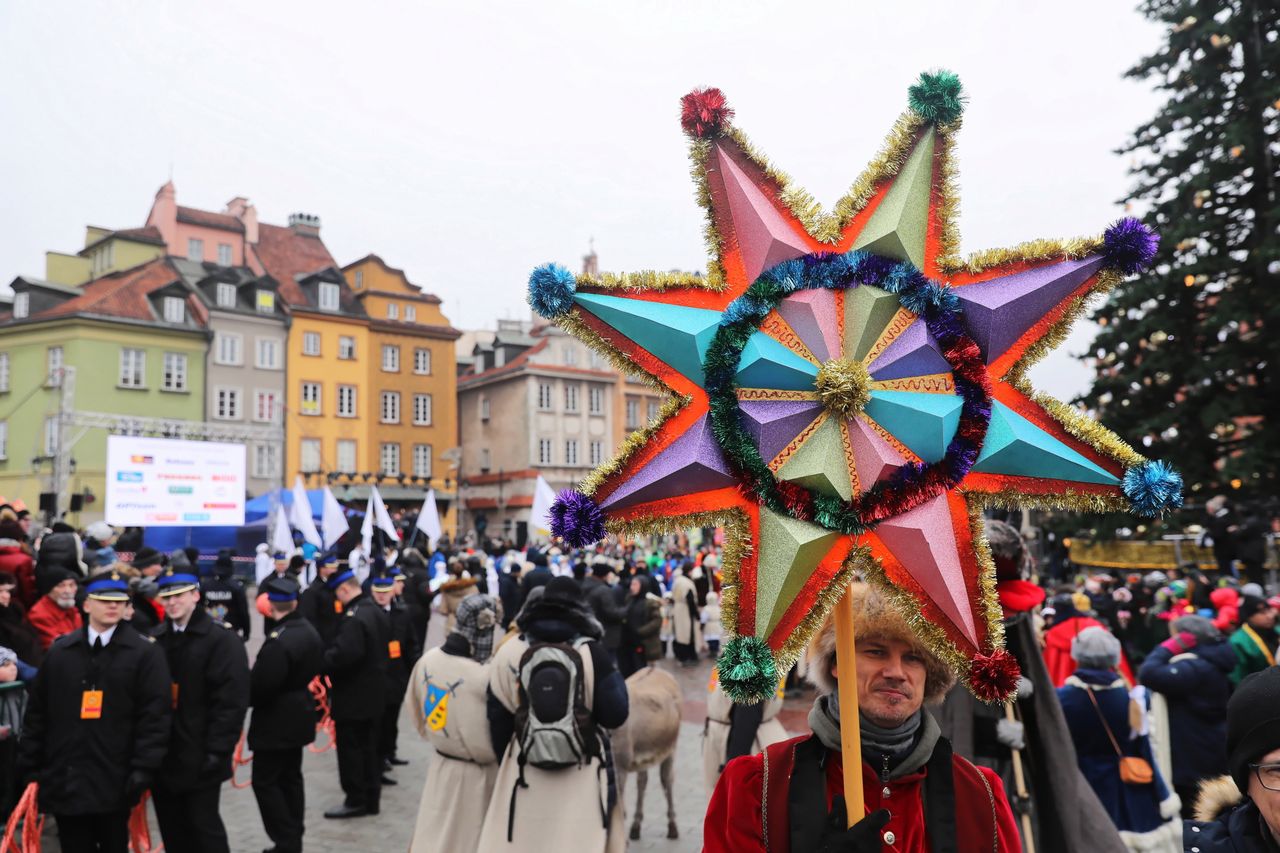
1102, 218, 1159, 275
549, 489, 607, 547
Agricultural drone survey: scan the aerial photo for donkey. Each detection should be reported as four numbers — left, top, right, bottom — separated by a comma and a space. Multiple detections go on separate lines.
611, 665, 683, 841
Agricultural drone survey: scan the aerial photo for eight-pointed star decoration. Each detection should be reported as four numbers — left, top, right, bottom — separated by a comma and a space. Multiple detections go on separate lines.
527, 71, 1182, 703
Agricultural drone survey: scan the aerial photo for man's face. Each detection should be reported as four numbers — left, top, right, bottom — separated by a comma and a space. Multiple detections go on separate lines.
161, 589, 200, 623
1249, 607, 1279, 631
0, 584, 12, 608
50, 579, 78, 609
334, 581, 360, 604
318, 562, 336, 579
372, 588, 393, 608
834, 634, 928, 728
84, 597, 125, 629
393, 578, 405, 596
1248, 746, 1280, 842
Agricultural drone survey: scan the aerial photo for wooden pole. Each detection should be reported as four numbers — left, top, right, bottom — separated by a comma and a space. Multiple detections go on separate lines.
1003, 701, 1036, 853
833, 584, 864, 827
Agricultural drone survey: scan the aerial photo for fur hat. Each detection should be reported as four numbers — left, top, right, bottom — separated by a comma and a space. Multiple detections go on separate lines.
805, 582, 956, 704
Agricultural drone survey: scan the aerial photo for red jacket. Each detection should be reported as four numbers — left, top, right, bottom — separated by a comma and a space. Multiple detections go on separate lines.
704, 734, 1021, 853
1043, 616, 1135, 687
26, 596, 82, 650
0, 543, 35, 609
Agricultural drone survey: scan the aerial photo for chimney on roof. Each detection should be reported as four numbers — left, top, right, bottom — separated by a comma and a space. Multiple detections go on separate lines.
288, 212, 322, 238
227, 197, 259, 245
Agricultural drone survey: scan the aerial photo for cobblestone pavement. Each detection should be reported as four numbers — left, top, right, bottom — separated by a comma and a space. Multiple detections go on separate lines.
39, 608, 816, 852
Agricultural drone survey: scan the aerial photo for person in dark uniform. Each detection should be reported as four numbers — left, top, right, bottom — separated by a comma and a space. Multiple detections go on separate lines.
250, 576, 324, 853
150, 567, 250, 853
127, 547, 166, 634
396, 549, 434, 650
200, 550, 250, 642
299, 553, 342, 647
322, 568, 390, 819
371, 572, 419, 778
17, 571, 172, 853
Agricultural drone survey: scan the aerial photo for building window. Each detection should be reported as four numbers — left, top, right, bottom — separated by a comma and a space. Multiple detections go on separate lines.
563, 345, 577, 366
217, 243, 232, 266
215, 332, 242, 365
162, 352, 187, 391
214, 387, 241, 420
353, 270, 363, 289
589, 350, 604, 369
538, 438, 553, 465
565, 440, 579, 465
119, 348, 145, 388
405, 305, 416, 323
381, 345, 400, 372
0, 421, 7, 460
381, 391, 401, 424
300, 381, 321, 415
413, 348, 431, 375
0, 353, 8, 392
337, 385, 356, 418
302, 331, 321, 356
47, 346, 63, 387
162, 296, 185, 324
43, 416, 58, 456
590, 440, 604, 466
318, 282, 340, 311
256, 338, 281, 370
647, 400, 660, 424
336, 439, 357, 474
480, 396, 490, 422
625, 399, 640, 429
12, 293, 28, 320
380, 443, 400, 476
480, 448, 491, 473
387, 303, 399, 320
537, 383, 553, 411
216, 283, 237, 308
254, 390, 278, 423
253, 444, 280, 479
588, 386, 604, 415
413, 444, 432, 477
255, 290, 275, 314
413, 393, 432, 425
564, 384, 579, 413
187, 238, 203, 262
300, 439, 322, 474
338, 336, 356, 360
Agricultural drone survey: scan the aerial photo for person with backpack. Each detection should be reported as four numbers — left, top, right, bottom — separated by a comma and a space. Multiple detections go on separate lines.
476, 576, 629, 853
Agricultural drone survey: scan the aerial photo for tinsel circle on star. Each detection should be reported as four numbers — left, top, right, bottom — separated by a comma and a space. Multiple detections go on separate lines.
704, 250, 992, 534
680, 87, 733, 138
968, 648, 1021, 702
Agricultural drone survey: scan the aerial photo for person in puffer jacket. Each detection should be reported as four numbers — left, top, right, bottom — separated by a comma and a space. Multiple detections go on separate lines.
0, 516, 34, 611
1139, 614, 1237, 817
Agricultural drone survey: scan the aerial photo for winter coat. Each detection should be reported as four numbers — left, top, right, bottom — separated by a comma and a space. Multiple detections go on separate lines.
27, 596, 82, 651
384, 600, 420, 702
496, 571, 521, 631
439, 576, 479, 633
0, 603, 42, 668
1044, 615, 1136, 687
405, 640, 498, 853
702, 676, 786, 793
1183, 775, 1279, 852
1138, 635, 1235, 788
624, 591, 663, 662
400, 563, 434, 645
17, 623, 172, 815
1229, 624, 1279, 686
200, 574, 251, 641
248, 611, 323, 751
581, 576, 626, 651
1058, 670, 1182, 851
299, 576, 343, 647
323, 593, 389, 720
518, 565, 552, 602
152, 607, 250, 791
671, 573, 700, 647
0, 542, 36, 610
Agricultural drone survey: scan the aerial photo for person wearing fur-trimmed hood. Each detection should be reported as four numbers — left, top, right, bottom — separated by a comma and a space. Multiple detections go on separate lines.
704, 581, 1022, 852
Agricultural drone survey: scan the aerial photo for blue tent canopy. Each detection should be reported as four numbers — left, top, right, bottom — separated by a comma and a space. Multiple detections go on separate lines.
244, 488, 327, 523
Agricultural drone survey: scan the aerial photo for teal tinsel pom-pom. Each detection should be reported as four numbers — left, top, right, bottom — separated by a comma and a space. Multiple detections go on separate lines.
717, 636, 778, 704
528, 263, 577, 319
1123, 459, 1184, 517
908, 70, 965, 125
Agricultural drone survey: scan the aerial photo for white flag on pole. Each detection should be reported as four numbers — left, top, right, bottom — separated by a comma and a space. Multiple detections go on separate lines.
289, 476, 322, 548
415, 489, 443, 548
529, 475, 558, 539
365, 485, 400, 553
270, 502, 294, 561
361, 493, 374, 556
321, 486, 348, 550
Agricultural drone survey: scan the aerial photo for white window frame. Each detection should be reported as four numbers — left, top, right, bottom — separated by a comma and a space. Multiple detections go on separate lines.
480, 396, 490, 422
300, 439, 322, 474
564, 384, 579, 413
413, 348, 431, 375
647, 400, 660, 424
255, 290, 275, 314
380, 442, 400, 476
353, 270, 363, 289
413, 393, 432, 426
217, 243, 232, 266
0, 421, 7, 460
590, 440, 604, 466
625, 399, 640, 429
338, 336, 356, 360
162, 352, 187, 391
300, 381, 322, 416
253, 389, 278, 423
337, 385, 356, 418
380, 390, 401, 424
413, 444, 433, 478
216, 283, 237, 308
255, 337, 281, 370
213, 386, 242, 420
318, 282, 340, 311
387, 303, 399, 320
537, 383, 553, 411
538, 438, 553, 465
381, 345, 400, 373
405, 305, 416, 323
0, 353, 9, 393
119, 348, 145, 388
588, 385, 604, 415
162, 296, 185, 324
12, 293, 28, 319
215, 332, 243, 366
302, 331, 321, 356
253, 443, 281, 479
187, 238, 203, 262
563, 345, 577, 366
565, 439, 579, 465
47, 346, 63, 387
336, 439, 357, 474
479, 448, 491, 473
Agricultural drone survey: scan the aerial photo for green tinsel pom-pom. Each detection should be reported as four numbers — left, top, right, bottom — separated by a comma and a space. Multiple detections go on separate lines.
908, 69, 965, 125
717, 636, 778, 704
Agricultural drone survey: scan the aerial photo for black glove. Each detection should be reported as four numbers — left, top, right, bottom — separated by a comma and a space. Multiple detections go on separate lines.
817, 802, 891, 853
124, 770, 152, 807
201, 753, 231, 778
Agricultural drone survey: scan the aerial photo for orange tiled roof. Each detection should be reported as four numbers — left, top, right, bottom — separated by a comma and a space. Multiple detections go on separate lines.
177, 206, 244, 232
34, 258, 188, 324
252, 222, 338, 306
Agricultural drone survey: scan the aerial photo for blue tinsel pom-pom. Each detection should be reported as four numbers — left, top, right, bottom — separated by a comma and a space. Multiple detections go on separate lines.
1102, 218, 1160, 275
528, 263, 578, 319
1123, 459, 1184, 517
549, 489, 607, 547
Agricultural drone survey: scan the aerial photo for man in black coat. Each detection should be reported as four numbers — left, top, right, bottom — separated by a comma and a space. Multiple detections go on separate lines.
150, 567, 250, 853
322, 568, 390, 819
496, 558, 522, 630
518, 547, 553, 601
250, 576, 324, 853
299, 555, 342, 647
372, 573, 420, 776
199, 550, 250, 641
17, 571, 171, 853
396, 549, 434, 649
582, 561, 627, 658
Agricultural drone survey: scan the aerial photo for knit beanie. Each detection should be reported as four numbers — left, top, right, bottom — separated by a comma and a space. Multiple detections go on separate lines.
1227, 667, 1280, 791
1169, 614, 1221, 645
1070, 626, 1121, 669
1239, 594, 1271, 624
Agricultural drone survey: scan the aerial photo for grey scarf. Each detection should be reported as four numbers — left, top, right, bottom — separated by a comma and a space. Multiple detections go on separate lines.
808, 693, 941, 779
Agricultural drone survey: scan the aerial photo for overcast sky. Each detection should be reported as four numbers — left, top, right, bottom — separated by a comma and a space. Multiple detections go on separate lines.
0, 1, 1165, 400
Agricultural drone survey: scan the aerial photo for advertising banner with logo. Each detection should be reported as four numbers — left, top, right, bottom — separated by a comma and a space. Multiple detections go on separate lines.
105, 435, 246, 526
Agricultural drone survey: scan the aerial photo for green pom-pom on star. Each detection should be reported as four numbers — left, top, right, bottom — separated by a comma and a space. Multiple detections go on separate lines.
908, 70, 965, 125
717, 635, 778, 704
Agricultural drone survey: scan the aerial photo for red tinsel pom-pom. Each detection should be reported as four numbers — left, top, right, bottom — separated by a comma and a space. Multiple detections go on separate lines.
969, 648, 1021, 702
680, 88, 733, 138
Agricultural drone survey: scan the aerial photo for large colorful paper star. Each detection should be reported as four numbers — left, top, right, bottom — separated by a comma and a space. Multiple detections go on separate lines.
529, 71, 1182, 702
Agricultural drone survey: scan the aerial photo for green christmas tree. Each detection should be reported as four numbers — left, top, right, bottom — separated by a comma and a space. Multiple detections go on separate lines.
1082, 0, 1279, 502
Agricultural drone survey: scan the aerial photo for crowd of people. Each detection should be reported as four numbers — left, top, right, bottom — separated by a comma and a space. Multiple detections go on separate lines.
0, 496, 1278, 853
